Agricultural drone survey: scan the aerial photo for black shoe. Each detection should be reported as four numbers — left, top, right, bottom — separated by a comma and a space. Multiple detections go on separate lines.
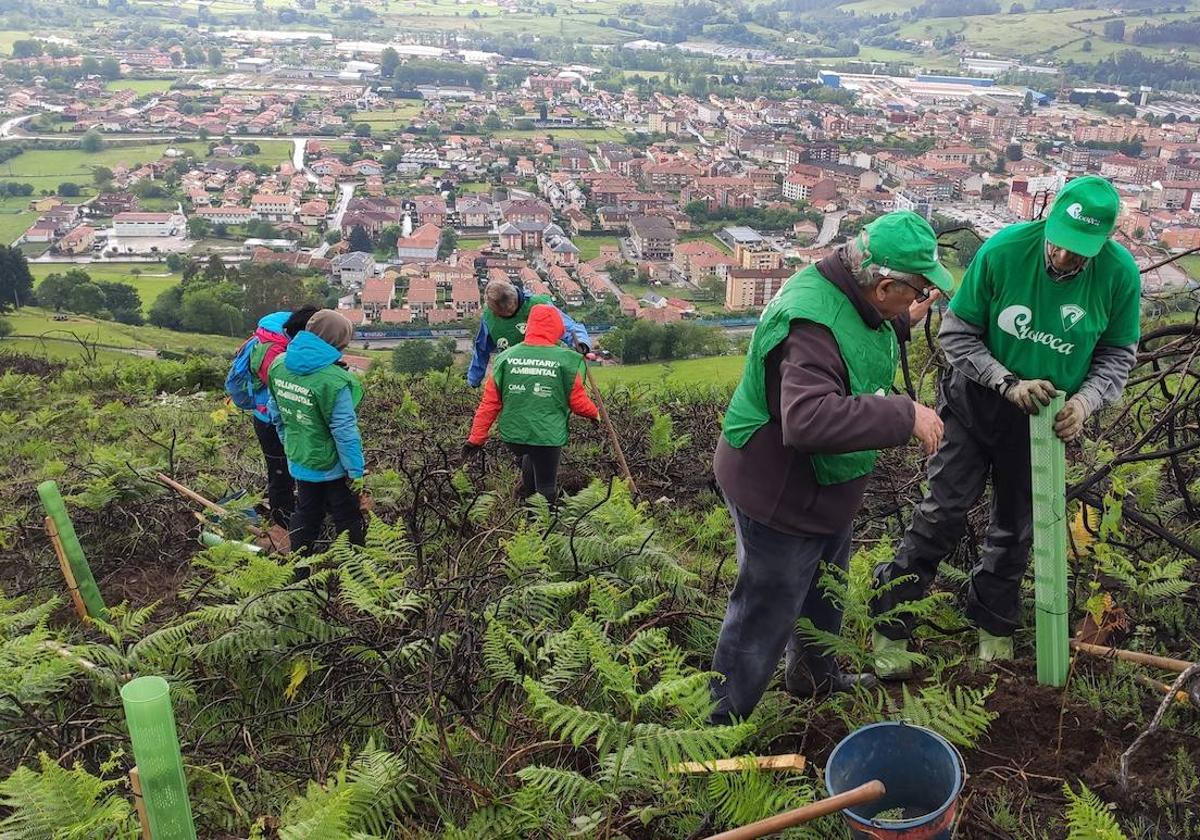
787, 671, 878, 698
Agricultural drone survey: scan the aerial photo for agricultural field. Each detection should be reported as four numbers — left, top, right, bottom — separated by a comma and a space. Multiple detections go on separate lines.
494, 127, 628, 142
1, 307, 242, 355
0, 141, 209, 192
0, 195, 38, 247
104, 78, 176, 96
30, 262, 182, 311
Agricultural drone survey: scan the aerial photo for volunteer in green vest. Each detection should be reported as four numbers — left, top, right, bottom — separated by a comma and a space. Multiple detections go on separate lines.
871, 175, 1141, 676
710, 211, 953, 723
267, 309, 367, 560
467, 279, 592, 387
463, 303, 600, 503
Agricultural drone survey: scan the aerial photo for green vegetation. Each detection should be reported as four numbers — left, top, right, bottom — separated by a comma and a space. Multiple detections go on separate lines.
591, 354, 746, 388
0, 306, 243, 357
0, 141, 208, 191
0, 196, 38, 247
575, 235, 620, 263
1179, 255, 1200, 284
103, 78, 175, 95
31, 263, 181, 311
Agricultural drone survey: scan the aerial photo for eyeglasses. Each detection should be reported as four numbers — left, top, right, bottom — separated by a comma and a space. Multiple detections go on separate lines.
893, 277, 931, 303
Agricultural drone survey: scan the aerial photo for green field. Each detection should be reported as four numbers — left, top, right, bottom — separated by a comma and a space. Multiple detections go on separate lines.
105, 78, 176, 96
0, 196, 37, 247
576, 235, 620, 263
457, 236, 493, 250
457, 182, 493, 194
0, 30, 31, 57
0, 141, 209, 190
2, 307, 243, 355
494, 128, 626, 142
591, 354, 746, 388
31, 262, 182, 311
1180, 255, 1200, 283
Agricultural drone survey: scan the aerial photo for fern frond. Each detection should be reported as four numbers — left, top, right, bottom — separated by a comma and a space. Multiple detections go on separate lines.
896, 677, 997, 748
1064, 782, 1128, 840
514, 765, 607, 810
0, 753, 137, 840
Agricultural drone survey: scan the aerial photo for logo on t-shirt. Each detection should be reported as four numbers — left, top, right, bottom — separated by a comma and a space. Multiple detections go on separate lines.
1065, 203, 1101, 227
497, 337, 510, 350
517, 322, 528, 334
1060, 304, 1087, 331
997, 305, 1076, 355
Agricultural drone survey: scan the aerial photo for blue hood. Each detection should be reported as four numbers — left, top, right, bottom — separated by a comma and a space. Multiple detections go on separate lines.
258, 310, 290, 334
284, 330, 342, 375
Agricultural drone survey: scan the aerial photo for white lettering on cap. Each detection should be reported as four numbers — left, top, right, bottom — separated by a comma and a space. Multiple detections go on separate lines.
1065, 202, 1101, 226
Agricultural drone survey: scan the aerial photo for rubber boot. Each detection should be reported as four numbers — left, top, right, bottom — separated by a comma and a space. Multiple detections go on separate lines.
978, 629, 1014, 662
872, 630, 913, 680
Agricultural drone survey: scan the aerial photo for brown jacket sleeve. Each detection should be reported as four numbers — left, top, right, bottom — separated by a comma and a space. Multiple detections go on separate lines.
777, 320, 915, 455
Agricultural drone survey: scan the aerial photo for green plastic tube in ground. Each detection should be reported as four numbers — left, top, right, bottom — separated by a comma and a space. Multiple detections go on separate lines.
120, 676, 197, 840
198, 529, 262, 554
37, 480, 108, 622
1030, 392, 1069, 687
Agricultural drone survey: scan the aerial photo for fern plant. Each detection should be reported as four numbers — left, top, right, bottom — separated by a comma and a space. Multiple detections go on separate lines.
1064, 782, 1128, 840
894, 677, 997, 748
0, 752, 138, 840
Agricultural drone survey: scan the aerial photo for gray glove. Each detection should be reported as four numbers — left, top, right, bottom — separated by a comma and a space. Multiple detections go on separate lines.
1002, 378, 1058, 415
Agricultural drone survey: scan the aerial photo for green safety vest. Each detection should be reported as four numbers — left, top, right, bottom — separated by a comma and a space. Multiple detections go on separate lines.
493, 341, 583, 447
268, 358, 364, 473
483, 294, 554, 352
722, 263, 898, 486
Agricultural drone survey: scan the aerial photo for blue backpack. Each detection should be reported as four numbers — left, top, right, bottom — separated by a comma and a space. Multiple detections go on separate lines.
225, 338, 261, 411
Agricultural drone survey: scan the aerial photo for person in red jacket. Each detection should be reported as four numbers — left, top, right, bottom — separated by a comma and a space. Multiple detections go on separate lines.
464, 304, 600, 502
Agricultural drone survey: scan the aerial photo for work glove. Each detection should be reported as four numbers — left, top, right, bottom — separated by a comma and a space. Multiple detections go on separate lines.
1053, 396, 1091, 443
348, 476, 365, 495
1002, 378, 1058, 415
461, 441, 483, 460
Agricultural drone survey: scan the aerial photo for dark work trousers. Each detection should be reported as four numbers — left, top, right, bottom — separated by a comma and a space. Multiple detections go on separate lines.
289, 477, 366, 557
253, 417, 294, 528
871, 370, 1033, 639
710, 503, 853, 723
506, 443, 563, 502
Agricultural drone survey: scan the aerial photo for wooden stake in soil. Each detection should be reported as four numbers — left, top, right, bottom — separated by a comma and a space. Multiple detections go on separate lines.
578, 355, 637, 494
130, 766, 153, 840
1030, 393, 1069, 687
671, 753, 806, 774
1070, 640, 1195, 673
45, 516, 88, 622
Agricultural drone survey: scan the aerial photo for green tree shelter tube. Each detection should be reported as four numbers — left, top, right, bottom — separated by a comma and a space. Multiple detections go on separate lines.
37, 480, 108, 622
120, 676, 197, 840
1030, 393, 1069, 687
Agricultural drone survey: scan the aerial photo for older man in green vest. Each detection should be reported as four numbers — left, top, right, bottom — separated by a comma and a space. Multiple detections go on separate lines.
710, 211, 954, 723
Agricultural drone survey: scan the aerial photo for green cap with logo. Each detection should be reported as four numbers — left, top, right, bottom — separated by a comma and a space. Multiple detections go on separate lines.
858, 210, 955, 293
1045, 175, 1119, 258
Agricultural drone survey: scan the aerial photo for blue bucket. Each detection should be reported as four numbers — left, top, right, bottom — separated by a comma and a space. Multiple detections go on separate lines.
825, 722, 964, 839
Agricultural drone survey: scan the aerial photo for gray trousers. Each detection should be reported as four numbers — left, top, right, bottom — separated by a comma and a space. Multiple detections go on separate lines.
710, 504, 852, 723
871, 370, 1033, 639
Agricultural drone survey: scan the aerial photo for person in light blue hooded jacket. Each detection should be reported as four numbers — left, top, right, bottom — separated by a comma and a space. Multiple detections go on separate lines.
266, 310, 366, 559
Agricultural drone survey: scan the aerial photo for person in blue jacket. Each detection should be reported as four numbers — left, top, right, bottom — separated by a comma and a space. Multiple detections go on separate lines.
467, 279, 590, 387
266, 310, 366, 560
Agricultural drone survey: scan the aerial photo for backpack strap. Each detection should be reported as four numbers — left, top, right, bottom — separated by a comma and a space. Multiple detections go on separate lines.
256, 340, 287, 386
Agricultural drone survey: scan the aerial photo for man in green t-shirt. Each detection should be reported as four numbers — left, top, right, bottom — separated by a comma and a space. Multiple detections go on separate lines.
871, 176, 1141, 675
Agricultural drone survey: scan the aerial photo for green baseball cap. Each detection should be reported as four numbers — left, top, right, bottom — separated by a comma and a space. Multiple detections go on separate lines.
860, 210, 955, 293
1044, 175, 1119, 258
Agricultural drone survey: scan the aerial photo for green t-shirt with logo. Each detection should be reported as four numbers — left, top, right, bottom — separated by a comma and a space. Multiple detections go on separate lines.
949, 220, 1141, 394
492, 341, 583, 447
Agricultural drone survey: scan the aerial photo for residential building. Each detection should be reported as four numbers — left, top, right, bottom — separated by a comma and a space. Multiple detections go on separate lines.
628, 215, 677, 261
406, 276, 438, 314
251, 193, 297, 223
360, 277, 396, 318
725, 267, 791, 310
451, 277, 481, 315
57, 224, 95, 255
397, 223, 442, 263
194, 206, 254, 226
734, 242, 783, 271
332, 251, 375, 287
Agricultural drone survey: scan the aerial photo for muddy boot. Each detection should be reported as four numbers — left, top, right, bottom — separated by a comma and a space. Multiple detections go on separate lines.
978, 629, 1014, 662
872, 630, 913, 680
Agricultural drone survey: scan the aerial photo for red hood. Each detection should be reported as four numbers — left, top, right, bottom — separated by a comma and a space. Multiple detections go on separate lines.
524, 303, 565, 346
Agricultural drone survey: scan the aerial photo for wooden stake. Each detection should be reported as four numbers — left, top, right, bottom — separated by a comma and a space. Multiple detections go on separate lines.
1135, 674, 1192, 706
703, 780, 886, 840
1070, 640, 1195, 673
130, 766, 152, 840
672, 754, 806, 774
583, 364, 636, 495
156, 472, 264, 538
45, 516, 88, 622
